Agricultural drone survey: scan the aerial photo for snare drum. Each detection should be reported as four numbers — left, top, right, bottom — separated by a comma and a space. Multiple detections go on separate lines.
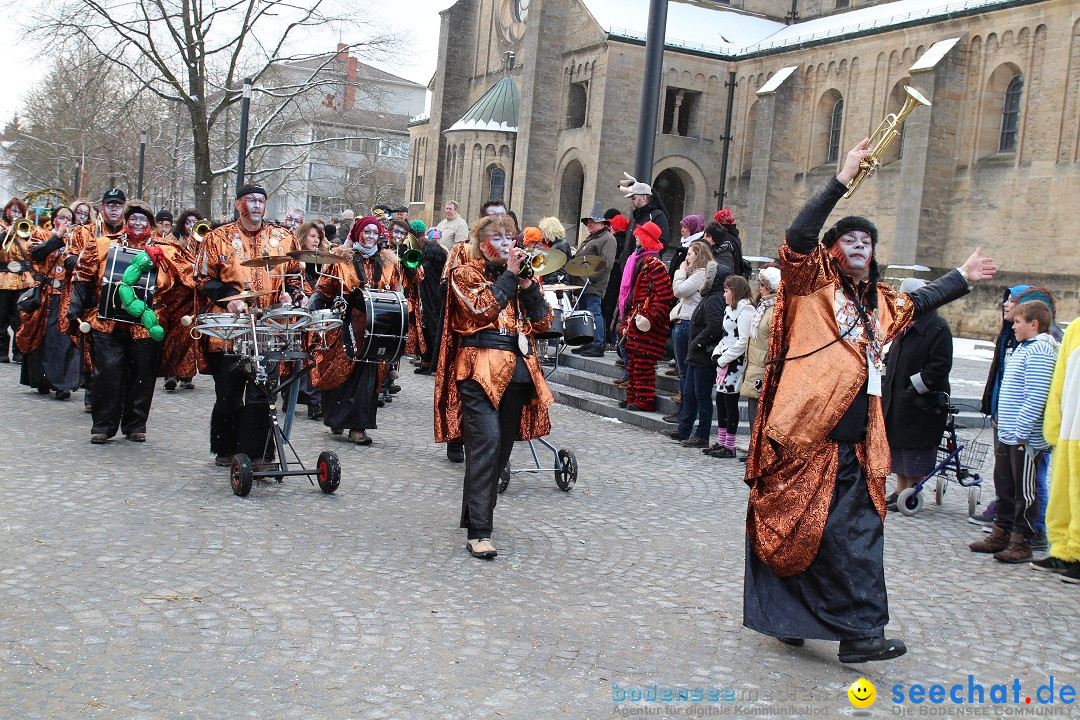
563, 311, 596, 346
343, 289, 408, 363
535, 308, 563, 340
304, 309, 343, 333
192, 313, 252, 342
98, 244, 157, 325
260, 303, 312, 331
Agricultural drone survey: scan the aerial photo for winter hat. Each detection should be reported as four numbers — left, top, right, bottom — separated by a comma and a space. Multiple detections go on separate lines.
759, 266, 781, 292
341, 209, 355, 221
1014, 286, 1056, 316
714, 209, 735, 226
633, 221, 663, 252
522, 226, 544, 247
821, 216, 878, 248
1008, 284, 1031, 299
899, 277, 926, 294
410, 219, 427, 236
124, 200, 154, 221
426, 227, 443, 242
680, 214, 705, 235
618, 172, 652, 197
609, 214, 629, 233
349, 216, 384, 243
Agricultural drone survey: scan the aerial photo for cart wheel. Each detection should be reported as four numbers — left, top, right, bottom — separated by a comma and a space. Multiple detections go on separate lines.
556, 448, 577, 491
231, 454, 253, 497
316, 451, 340, 494
497, 465, 510, 494
897, 487, 923, 516
935, 477, 946, 506
968, 484, 981, 517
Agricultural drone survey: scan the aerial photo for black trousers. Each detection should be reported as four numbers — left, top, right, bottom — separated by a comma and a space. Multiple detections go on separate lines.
207, 352, 276, 460
0, 288, 21, 358
458, 379, 532, 538
90, 329, 161, 437
992, 442, 1043, 539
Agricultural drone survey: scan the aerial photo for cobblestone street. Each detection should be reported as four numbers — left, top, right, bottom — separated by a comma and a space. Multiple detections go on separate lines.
1, 361, 1075, 720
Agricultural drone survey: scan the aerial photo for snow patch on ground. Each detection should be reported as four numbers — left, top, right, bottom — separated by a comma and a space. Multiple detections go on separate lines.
953, 337, 995, 363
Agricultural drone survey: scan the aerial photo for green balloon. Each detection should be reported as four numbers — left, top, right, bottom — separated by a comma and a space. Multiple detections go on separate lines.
133, 252, 154, 270
126, 299, 147, 317
148, 325, 165, 342
121, 265, 143, 285
117, 284, 136, 307
141, 309, 158, 329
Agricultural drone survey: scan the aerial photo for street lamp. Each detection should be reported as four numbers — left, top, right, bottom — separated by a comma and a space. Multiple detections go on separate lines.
137, 129, 148, 199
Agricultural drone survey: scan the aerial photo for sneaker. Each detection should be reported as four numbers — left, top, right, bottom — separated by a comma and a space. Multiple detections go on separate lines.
348, 429, 373, 446
90, 433, 109, 444
838, 637, 907, 663
1030, 530, 1049, 551
214, 454, 234, 466
708, 447, 737, 459
164, 378, 178, 392
702, 443, 720, 455
970, 526, 1009, 553
466, 537, 497, 559
994, 533, 1033, 564
1030, 556, 1072, 573
681, 436, 708, 448
663, 430, 690, 442
968, 501, 997, 526
1062, 563, 1080, 584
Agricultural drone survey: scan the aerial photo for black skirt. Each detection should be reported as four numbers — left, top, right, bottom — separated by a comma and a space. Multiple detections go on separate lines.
20, 295, 80, 392
322, 361, 379, 431
743, 442, 890, 641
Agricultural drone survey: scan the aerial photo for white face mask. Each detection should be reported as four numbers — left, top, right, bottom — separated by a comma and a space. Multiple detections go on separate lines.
126, 213, 151, 240
481, 231, 514, 263
835, 230, 872, 276
237, 194, 267, 224
360, 225, 380, 249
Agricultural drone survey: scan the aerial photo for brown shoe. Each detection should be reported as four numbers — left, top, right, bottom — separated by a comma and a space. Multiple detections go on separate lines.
994, 533, 1033, 564
671, 393, 681, 405
125, 432, 146, 442
90, 433, 109, 444
612, 378, 628, 388
349, 429, 373, 446
466, 538, 497, 559
664, 369, 679, 377
969, 525, 1010, 553
215, 454, 234, 467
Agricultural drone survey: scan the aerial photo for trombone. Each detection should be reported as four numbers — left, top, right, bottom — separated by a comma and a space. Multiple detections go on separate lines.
844, 85, 931, 198
1, 218, 34, 253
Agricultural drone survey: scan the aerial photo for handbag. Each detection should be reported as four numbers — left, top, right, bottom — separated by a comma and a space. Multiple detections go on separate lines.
17, 283, 42, 313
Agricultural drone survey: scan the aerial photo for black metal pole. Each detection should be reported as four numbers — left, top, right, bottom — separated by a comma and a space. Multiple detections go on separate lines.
634, 0, 668, 184
717, 70, 737, 212
137, 130, 147, 199
235, 78, 253, 202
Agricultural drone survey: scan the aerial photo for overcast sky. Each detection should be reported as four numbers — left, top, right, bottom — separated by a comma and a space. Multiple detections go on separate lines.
0, 0, 445, 125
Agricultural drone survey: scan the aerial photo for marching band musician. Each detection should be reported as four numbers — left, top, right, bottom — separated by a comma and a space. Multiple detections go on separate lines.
306, 216, 401, 446
433, 215, 555, 560
195, 184, 302, 467
0, 197, 39, 363
16, 206, 81, 399
291, 220, 327, 421
160, 208, 205, 392
412, 223, 447, 376
388, 218, 426, 368
68, 201, 180, 444
171, 209, 205, 257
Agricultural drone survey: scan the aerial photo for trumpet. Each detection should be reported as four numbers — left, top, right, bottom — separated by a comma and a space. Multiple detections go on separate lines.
191, 220, 211, 243
844, 85, 931, 198
515, 244, 567, 279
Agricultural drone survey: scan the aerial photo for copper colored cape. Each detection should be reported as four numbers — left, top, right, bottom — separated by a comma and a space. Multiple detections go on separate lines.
433, 257, 555, 444
150, 235, 199, 378
15, 231, 67, 354
744, 242, 914, 577
309, 249, 401, 391
402, 264, 426, 357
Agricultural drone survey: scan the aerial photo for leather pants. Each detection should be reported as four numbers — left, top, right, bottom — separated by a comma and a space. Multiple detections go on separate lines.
457, 379, 531, 537
90, 329, 161, 437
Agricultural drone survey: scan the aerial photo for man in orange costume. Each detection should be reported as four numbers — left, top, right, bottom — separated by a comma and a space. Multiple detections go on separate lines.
743, 139, 998, 663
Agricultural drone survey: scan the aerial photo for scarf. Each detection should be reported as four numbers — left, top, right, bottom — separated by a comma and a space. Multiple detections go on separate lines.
618, 250, 640, 319
681, 230, 703, 248
749, 294, 776, 339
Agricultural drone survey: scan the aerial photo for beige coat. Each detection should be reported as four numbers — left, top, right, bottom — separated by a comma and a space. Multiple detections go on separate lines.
740, 293, 775, 400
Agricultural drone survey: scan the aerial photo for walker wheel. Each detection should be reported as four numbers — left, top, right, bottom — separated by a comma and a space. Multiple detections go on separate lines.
935, 477, 946, 505
967, 484, 981, 517
556, 448, 577, 491
497, 465, 510, 494
316, 451, 340, 494
897, 487, 923, 516
231, 454, 253, 497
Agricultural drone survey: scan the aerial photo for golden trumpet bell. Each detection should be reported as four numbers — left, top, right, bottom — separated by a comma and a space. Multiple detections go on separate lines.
518, 247, 567, 278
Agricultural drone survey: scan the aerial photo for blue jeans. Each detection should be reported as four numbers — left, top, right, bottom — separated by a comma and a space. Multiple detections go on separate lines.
1036, 451, 1050, 532
578, 293, 605, 350
672, 320, 689, 381
677, 364, 714, 439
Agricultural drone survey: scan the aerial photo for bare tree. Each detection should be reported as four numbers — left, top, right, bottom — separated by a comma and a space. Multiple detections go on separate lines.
18, 0, 397, 216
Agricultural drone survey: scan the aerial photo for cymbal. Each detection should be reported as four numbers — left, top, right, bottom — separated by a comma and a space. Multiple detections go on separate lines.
239, 255, 292, 268
220, 288, 277, 303
563, 254, 608, 277
287, 249, 348, 265
543, 283, 584, 292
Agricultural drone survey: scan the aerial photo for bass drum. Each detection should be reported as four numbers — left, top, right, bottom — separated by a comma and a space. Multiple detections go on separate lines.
534, 308, 563, 340
98, 244, 157, 325
563, 311, 595, 346
343, 289, 409, 363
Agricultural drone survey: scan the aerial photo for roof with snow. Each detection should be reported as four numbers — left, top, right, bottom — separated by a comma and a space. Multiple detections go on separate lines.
584, 0, 1019, 57
446, 76, 520, 133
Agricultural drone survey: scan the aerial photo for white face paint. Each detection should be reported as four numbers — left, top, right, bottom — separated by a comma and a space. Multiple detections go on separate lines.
390, 225, 408, 242
101, 202, 125, 226
836, 230, 873, 276
360, 224, 380, 249
236, 193, 266, 224
53, 212, 73, 237
284, 212, 304, 230
6, 207, 23, 222
481, 230, 514, 264
184, 215, 198, 235
74, 205, 90, 225
126, 213, 151, 240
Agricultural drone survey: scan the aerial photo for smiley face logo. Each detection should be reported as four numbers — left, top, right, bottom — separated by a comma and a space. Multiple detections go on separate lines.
848, 678, 876, 708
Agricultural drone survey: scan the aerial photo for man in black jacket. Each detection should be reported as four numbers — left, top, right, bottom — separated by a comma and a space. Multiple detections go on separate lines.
618, 176, 669, 265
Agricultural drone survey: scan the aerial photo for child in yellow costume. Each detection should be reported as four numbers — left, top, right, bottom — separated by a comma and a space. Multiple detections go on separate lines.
1037, 319, 1080, 582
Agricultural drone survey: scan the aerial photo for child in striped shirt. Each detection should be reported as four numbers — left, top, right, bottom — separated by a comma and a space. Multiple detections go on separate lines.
970, 300, 1059, 563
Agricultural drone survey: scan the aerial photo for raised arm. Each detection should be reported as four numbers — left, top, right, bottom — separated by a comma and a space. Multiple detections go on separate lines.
786, 139, 871, 254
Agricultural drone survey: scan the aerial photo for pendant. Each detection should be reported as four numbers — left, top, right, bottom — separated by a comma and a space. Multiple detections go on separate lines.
269, 237, 279, 248
517, 333, 530, 356
232, 239, 243, 250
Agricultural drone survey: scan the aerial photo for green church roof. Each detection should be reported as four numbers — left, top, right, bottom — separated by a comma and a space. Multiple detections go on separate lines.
446, 76, 519, 133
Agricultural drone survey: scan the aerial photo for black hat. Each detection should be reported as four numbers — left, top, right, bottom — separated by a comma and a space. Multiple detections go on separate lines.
235, 183, 267, 199
101, 188, 126, 205
124, 201, 154, 221
155, 210, 173, 223
392, 205, 408, 214
580, 202, 609, 226
821, 216, 878, 248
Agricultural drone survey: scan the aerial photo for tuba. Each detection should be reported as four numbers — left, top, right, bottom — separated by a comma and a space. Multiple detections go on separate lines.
843, 86, 931, 198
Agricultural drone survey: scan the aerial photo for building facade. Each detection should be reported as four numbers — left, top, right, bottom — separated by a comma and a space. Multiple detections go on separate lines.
409, 0, 1079, 335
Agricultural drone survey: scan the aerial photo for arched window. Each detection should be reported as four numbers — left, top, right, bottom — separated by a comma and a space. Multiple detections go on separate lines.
827, 99, 844, 163
489, 167, 506, 201
999, 74, 1023, 153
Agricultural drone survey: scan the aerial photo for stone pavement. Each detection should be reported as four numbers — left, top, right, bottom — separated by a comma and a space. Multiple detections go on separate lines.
1, 361, 1075, 720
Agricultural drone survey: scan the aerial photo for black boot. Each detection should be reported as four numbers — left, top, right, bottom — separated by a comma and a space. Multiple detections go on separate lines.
838, 637, 907, 663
